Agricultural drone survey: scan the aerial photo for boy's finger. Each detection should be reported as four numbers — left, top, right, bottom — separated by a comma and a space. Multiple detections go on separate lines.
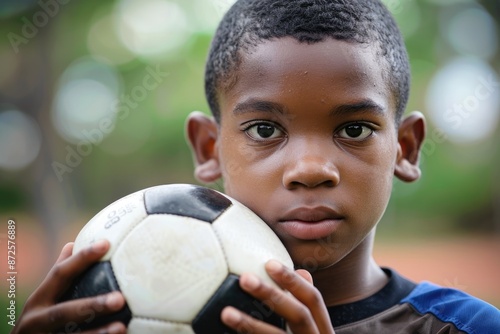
221, 306, 285, 334
265, 260, 334, 334
81, 321, 127, 334
295, 269, 313, 284
26, 291, 125, 332
239, 272, 319, 333
34, 240, 111, 302
55, 242, 75, 264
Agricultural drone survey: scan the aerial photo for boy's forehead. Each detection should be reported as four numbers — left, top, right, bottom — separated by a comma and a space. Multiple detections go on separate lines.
242, 37, 379, 80
220, 37, 392, 114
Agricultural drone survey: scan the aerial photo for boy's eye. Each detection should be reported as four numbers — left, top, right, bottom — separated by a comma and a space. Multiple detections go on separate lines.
245, 123, 284, 140
338, 124, 373, 140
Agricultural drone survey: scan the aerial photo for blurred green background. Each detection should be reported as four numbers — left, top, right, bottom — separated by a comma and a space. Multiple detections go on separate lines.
0, 0, 499, 331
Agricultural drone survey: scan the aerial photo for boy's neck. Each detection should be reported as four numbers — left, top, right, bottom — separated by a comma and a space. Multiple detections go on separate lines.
311, 231, 389, 307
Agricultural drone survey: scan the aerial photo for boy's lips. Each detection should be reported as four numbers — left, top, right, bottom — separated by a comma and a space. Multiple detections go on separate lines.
278, 207, 344, 240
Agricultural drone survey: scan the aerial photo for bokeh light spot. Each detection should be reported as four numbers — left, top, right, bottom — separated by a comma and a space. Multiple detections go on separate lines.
446, 7, 498, 59
51, 58, 122, 144
0, 109, 42, 170
116, 0, 191, 58
425, 57, 500, 144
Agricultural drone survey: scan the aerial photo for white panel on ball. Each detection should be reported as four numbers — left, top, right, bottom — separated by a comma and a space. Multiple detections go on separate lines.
128, 318, 194, 334
73, 190, 148, 260
112, 214, 228, 323
213, 201, 293, 288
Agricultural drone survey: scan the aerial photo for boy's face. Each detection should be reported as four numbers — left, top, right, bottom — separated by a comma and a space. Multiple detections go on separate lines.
188, 37, 424, 269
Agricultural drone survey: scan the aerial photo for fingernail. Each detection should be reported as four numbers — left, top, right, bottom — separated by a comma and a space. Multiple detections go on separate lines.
107, 322, 125, 333
224, 307, 242, 324
242, 274, 260, 289
107, 292, 123, 309
266, 260, 282, 273
92, 240, 108, 252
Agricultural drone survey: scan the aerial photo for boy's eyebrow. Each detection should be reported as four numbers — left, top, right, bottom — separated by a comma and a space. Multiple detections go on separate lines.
233, 99, 286, 115
329, 99, 386, 117
233, 98, 385, 116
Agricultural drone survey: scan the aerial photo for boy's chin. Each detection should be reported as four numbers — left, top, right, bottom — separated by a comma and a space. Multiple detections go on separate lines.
286, 246, 343, 273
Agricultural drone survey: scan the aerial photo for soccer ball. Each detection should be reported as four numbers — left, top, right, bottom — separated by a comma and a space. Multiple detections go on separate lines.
62, 184, 293, 333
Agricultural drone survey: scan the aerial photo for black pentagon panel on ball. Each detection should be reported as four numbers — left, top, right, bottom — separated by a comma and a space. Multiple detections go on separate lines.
192, 274, 285, 333
59, 261, 132, 331
144, 184, 232, 223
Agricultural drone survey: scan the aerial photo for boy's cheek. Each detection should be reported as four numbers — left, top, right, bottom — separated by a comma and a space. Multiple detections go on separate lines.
224, 161, 245, 179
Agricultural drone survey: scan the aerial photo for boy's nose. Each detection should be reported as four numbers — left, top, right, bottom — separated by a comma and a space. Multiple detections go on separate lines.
282, 151, 340, 190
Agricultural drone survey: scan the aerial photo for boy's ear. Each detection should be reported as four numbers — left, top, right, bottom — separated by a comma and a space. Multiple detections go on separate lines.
186, 111, 222, 183
394, 112, 426, 182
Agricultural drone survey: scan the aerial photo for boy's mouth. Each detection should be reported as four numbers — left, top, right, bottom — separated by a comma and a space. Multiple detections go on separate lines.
278, 207, 344, 240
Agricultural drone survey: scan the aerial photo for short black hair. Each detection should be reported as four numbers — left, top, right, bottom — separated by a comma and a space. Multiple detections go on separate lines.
205, 0, 410, 124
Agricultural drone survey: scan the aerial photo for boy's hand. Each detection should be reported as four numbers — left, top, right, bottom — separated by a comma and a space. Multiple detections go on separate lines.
12, 240, 127, 334
221, 260, 335, 334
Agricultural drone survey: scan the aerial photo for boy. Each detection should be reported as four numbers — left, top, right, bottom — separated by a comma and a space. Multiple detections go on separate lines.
12, 0, 500, 333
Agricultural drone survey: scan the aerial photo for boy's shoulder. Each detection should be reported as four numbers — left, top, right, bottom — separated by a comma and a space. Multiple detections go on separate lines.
332, 269, 500, 334
399, 280, 500, 334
